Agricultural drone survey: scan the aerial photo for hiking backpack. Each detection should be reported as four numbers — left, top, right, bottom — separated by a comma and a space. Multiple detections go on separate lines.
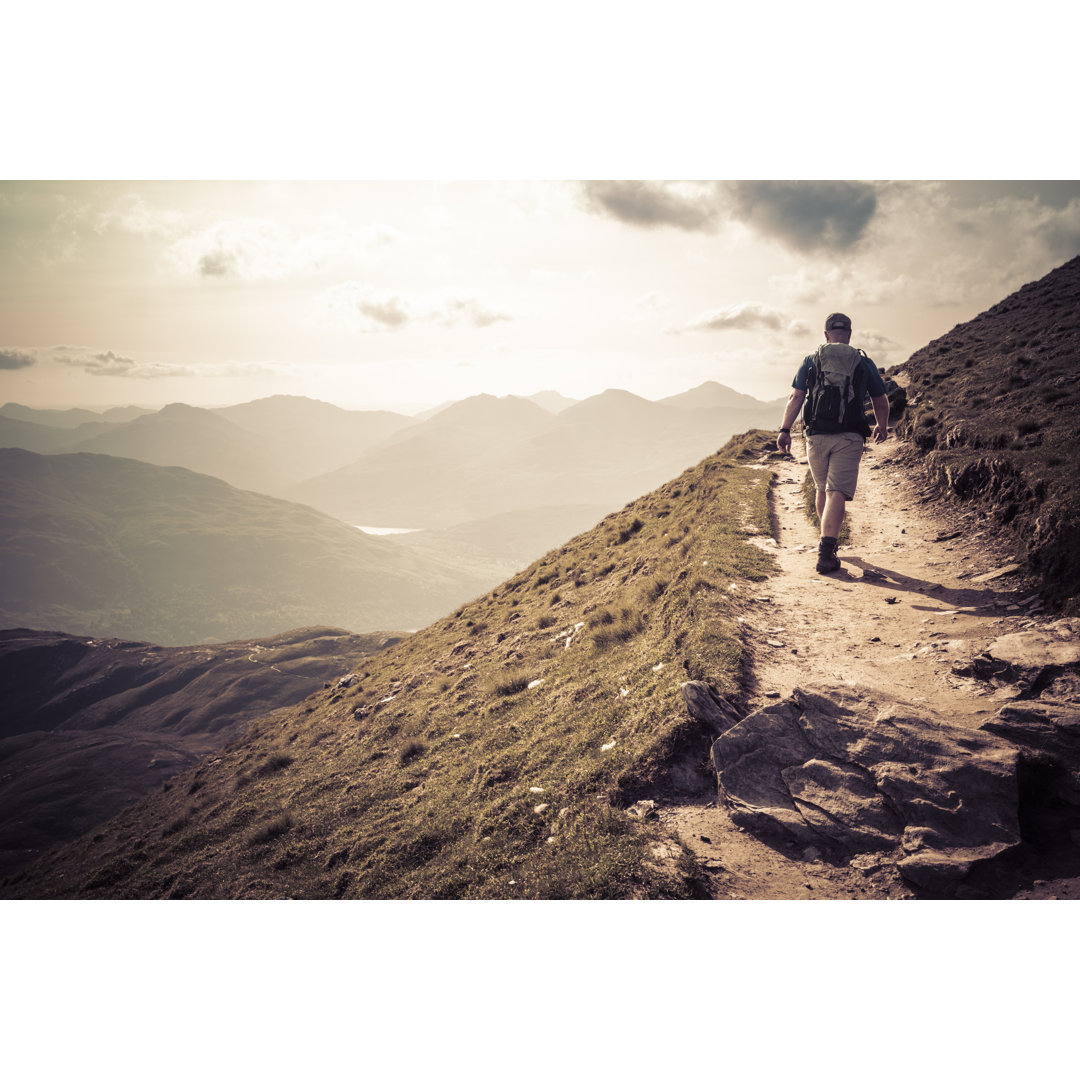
803, 342, 871, 436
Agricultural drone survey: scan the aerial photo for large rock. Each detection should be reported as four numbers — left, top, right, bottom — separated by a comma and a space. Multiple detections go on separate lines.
980, 700, 1080, 809
711, 686, 1021, 893
956, 620, 1080, 693
985, 619, 1080, 671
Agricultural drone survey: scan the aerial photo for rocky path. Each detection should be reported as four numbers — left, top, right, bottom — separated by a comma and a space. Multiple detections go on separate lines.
660, 433, 1079, 900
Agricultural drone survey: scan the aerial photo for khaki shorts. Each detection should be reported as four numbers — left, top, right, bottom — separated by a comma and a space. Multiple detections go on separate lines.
806, 432, 865, 501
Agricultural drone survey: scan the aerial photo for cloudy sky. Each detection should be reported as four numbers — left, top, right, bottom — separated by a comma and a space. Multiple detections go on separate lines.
4, 179, 1079, 414
6, 5, 1077, 417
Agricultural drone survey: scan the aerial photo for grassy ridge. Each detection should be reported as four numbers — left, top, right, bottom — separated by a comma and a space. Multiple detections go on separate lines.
2, 431, 778, 900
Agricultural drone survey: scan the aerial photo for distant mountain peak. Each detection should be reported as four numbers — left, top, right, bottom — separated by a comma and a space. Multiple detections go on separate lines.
428, 393, 553, 427
525, 390, 579, 414
658, 382, 774, 410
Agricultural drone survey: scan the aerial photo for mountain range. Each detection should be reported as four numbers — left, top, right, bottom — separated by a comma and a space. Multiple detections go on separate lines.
287, 386, 784, 528
1, 383, 783, 519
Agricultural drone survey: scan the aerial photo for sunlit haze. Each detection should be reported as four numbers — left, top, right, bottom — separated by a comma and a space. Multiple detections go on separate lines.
5, 179, 1079, 415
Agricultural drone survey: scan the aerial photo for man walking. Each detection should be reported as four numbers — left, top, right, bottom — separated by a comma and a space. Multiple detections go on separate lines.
777, 312, 890, 574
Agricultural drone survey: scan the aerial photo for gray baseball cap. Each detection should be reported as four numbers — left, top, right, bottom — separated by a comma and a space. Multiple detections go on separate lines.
825, 312, 852, 331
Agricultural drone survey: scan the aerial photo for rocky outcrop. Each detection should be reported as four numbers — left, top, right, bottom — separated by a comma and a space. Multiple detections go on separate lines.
710, 686, 1021, 894
953, 619, 1080, 696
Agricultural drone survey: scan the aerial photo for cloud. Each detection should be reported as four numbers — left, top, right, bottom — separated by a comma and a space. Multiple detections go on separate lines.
428, 295, 511, 328
632, 291, 670, 322
577, 179, 881, 253
166, 218, 403, 280
317, 284, 413, 331
95, 194, 186, 238
1036, 200, 1080, 260
315, 283, 511, 333
681, 302, 790, 334
856, 330, 904, 363
727, 181, 878, 252
855, 183, 1080, 309
55, 349, 192, 378
768, 265, 910, 307
0, 348, 35, 370
94, 194, 404, 282
579, 181, 722, 232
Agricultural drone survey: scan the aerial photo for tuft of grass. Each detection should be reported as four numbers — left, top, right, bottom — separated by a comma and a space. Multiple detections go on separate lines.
640, 576, 670, 604
491, 670, 532, 697
613, 518, 645, 545
399, 740, 426, 764
591, 606, 645, 651
247, 813, 294, 846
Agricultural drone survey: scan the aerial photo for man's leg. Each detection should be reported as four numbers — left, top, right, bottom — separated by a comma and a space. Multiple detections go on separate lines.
809, 434, 863, 574
815, 489, 846, 573
820, 489, 847, 540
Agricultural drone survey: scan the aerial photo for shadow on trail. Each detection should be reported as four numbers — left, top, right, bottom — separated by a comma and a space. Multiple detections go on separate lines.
841, 555, 1016, 618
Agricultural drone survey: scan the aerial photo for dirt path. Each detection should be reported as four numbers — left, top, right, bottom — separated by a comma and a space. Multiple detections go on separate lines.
660, 432, 1067, 900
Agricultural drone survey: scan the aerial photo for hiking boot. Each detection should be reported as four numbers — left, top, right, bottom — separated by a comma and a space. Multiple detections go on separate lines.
816, 538, 841, 574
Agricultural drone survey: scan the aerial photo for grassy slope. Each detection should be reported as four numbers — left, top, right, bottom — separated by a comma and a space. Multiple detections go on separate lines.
892, 254, 1080, 610
1, 431, 777, 900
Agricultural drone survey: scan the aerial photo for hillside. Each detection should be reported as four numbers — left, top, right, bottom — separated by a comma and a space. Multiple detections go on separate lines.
0, 449, 494, 644
0, 431, 779, 899
891, 253, 1080, 611
0, 626, 397, 877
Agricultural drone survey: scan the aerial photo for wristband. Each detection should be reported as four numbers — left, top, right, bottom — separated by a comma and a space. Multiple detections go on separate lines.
779, 428, 790, 433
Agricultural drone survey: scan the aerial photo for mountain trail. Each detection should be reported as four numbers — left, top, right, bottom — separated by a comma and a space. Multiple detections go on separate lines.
659, 433, 1076, 900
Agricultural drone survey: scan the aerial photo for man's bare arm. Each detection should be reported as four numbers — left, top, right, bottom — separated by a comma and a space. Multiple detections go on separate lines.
870, 393, 890, 443
777, 388, 805, 453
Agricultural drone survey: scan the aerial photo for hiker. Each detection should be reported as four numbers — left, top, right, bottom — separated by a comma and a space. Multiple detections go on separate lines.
776, 312, 890, 574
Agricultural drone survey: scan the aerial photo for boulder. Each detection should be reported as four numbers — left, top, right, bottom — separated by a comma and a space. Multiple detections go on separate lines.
711, 686, 1021, 893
